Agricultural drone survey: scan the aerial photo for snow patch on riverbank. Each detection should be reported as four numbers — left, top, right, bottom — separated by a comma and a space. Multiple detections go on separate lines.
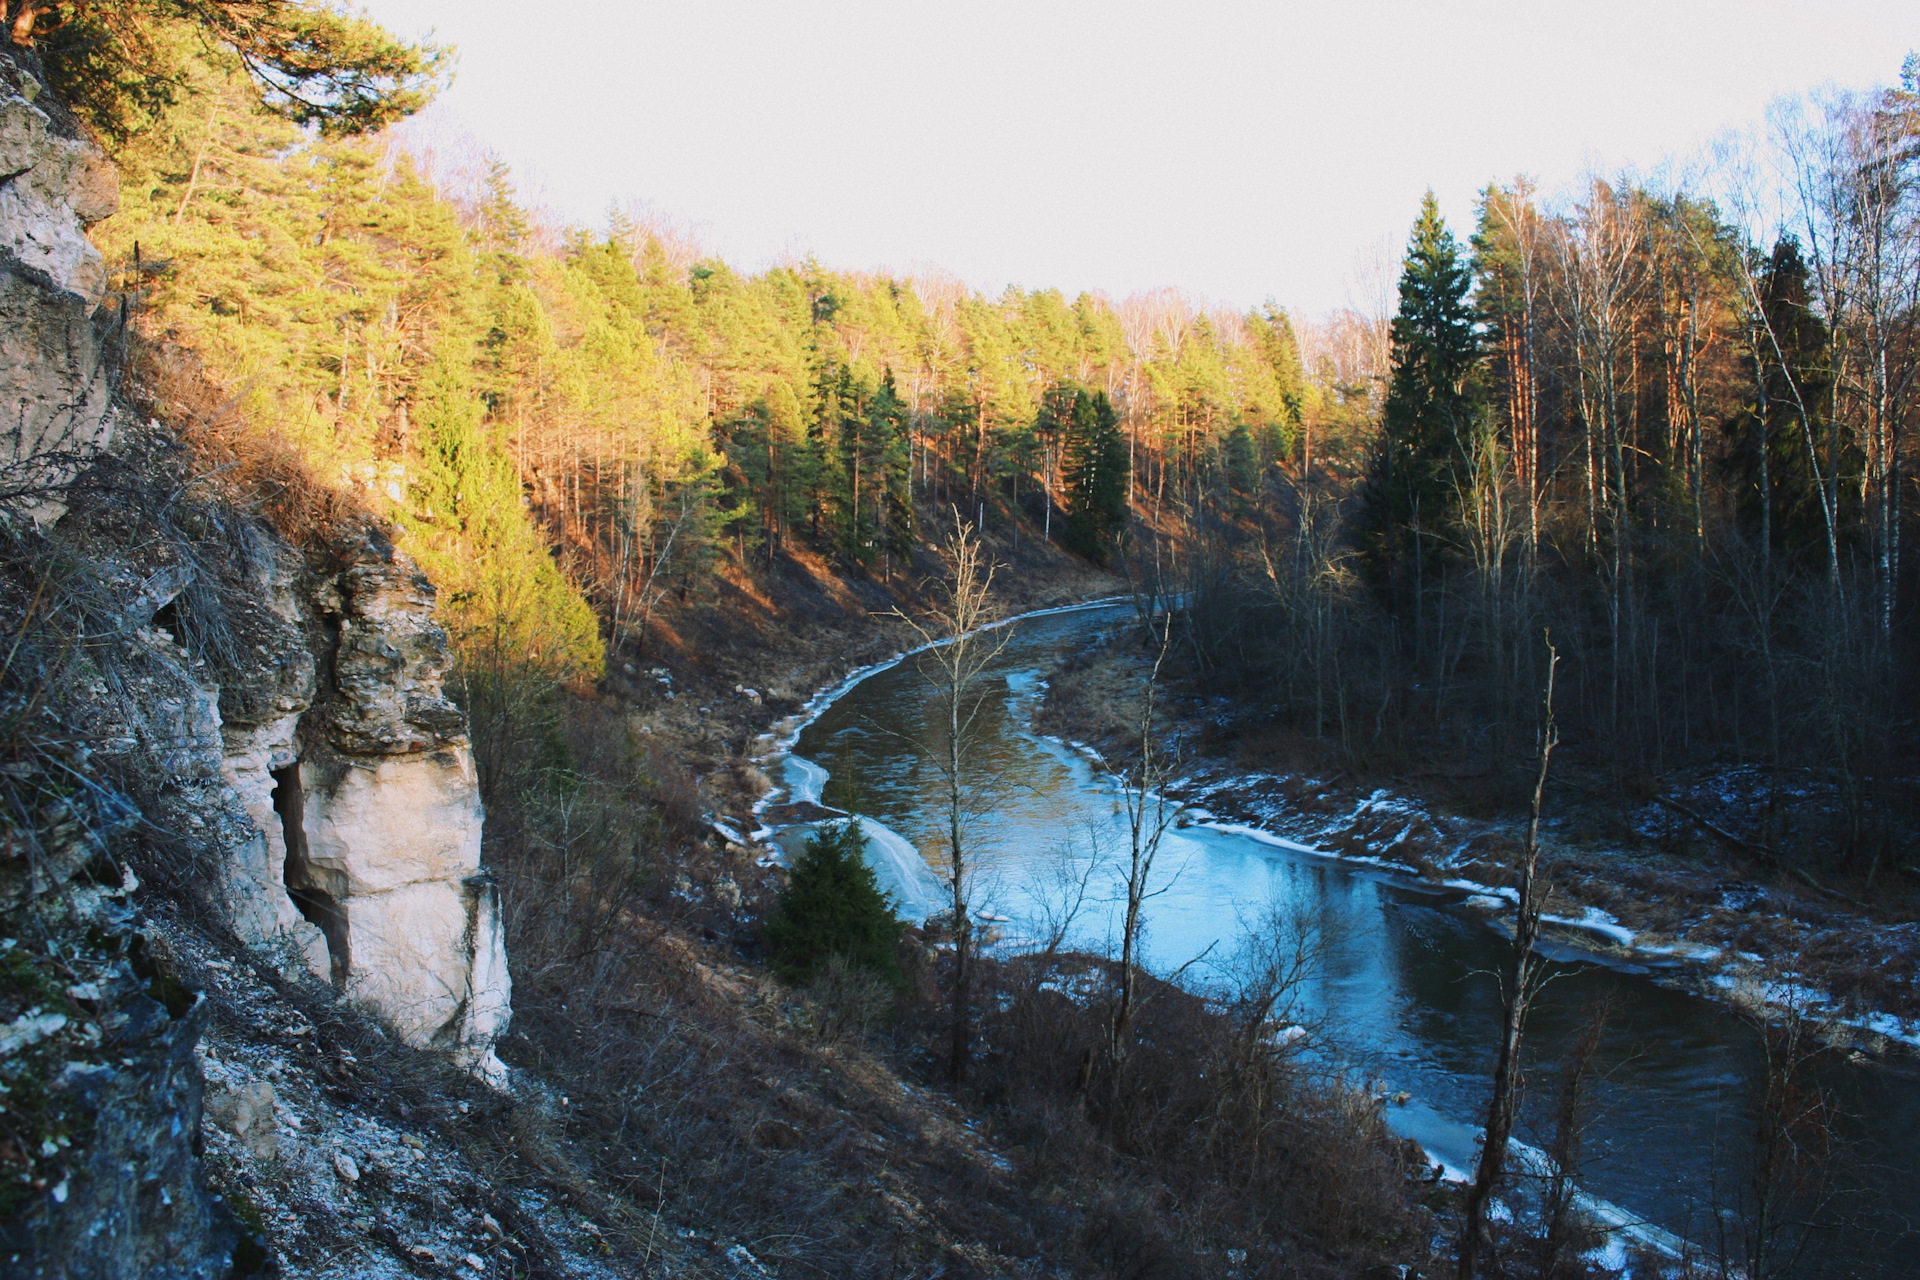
753, 597, 1131, 808
1438, 880, 1639, 949
753, 597, 1133, 920
1174, 761, 1920, 1058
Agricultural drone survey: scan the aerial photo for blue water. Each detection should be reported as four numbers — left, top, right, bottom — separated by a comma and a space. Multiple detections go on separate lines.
773, 603, 1919, 1276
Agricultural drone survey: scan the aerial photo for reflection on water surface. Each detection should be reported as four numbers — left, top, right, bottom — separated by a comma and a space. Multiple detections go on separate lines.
779, 604, 1917, 1275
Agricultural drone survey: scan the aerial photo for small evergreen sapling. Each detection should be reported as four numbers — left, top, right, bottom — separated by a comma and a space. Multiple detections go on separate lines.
763, 822, 904, 987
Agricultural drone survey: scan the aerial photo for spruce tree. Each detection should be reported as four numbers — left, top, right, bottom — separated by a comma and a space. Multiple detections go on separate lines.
1065, 390, 1129, 563
1723, 238, 1850, 565
762, 822, 904, 987
869, 370, 916, 569
1368, 191, 1483, 582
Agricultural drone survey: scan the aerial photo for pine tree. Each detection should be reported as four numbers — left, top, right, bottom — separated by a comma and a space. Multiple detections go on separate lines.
475, 156, 530, 265
1246, 301, 1307, 465
762, 822, 903, 987
408, 354, 604, 797
25, 0, 445, 145
810, 361, 860, 554
1033, 382, 1078, 541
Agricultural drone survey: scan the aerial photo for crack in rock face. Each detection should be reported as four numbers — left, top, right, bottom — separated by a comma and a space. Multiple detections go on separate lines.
216, 530, 511, 1069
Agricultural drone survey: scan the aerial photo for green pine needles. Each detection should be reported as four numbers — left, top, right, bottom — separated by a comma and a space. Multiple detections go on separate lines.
763, 822, 905, 987
25, 0, 447, 146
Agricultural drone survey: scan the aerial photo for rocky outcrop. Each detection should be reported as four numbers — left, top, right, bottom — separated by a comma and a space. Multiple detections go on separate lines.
0, 868, 244, 1280
204, 527, 509, 1074
0, 58, 115, 304
0, 40, 509, 1070
322, 548, 473, 755
0, 41, 239, 1272
0, 681, 241, 1279
0, 52, 118, 526
1, 478, 511, 1274
283, 533, 510, 1075
214, 538, 333, 983
0, 40, 511, 1273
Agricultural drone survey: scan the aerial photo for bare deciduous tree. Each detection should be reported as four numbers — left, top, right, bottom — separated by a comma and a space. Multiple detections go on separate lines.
1109, 612, 1178, 1070
890, 512, 1013, 1082
1710, 978, 1846, 1280
1459, 632, 1560, 1280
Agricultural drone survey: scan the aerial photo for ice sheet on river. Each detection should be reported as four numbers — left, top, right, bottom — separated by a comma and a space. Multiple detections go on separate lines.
778, 753, 949, 921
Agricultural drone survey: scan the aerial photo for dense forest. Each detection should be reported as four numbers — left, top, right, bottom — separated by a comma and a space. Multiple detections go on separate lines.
8, 3, 1920, 1276
1192, 74, 1920, 895
92, 39, 1920, 894
91, 48, 1328, 685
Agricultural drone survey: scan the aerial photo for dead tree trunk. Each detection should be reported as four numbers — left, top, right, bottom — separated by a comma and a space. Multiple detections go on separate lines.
1458, 632, 1560, 1280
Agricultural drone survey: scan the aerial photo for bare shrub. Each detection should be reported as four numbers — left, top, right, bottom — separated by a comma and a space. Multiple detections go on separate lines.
963, 937, 1426, 1274
799, 955, 894, 1045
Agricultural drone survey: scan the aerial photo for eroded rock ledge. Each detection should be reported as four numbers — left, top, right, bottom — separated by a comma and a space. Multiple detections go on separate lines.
1, 39, 509, 1273
216, 529, 510, 1075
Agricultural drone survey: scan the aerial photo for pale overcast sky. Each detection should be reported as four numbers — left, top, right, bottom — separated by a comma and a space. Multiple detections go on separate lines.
360, 0, 1916, 317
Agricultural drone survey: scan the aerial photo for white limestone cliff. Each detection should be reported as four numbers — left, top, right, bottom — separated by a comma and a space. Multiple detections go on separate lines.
213, 532, 512, 1078
0, 56, 512, 1071
0, 55, 118, 527
214, 544, 334, 980
0, 62, 115, 304
0, 41, 511, 1273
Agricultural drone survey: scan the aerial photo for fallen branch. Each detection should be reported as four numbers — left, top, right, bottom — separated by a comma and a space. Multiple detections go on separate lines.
1653, 795, 1873, 910
1652, 793, 1779, 861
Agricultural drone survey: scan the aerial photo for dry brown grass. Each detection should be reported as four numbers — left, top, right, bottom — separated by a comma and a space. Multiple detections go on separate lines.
467, 682, 1434, 1278
120, 335, 374, 552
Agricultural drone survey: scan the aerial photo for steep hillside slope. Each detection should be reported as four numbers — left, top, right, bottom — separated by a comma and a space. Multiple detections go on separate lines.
0, 33, 1442, 1279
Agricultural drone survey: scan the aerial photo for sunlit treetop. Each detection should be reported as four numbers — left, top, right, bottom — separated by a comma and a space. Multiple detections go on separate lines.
5, 0, 447, 144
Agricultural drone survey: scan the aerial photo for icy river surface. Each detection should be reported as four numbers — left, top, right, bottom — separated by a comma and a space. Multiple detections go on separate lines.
772, 602, 1918, 1274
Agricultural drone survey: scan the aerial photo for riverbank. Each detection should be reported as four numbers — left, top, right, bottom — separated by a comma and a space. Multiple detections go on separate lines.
1033, 626, 1920, 1064
474, 553, 1473, 1276
714, 604, 1459, 1277
565, 527, 1123, 942
760, 597, 1767, 1277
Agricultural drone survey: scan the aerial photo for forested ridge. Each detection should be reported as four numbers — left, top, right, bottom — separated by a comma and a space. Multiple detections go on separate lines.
86, 30, 1920, 894
8, 2, 1920, 1275
90, 51, 1327, 675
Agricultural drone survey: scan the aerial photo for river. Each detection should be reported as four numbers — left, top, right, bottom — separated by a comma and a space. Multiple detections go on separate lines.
767, 601, 1917, 1276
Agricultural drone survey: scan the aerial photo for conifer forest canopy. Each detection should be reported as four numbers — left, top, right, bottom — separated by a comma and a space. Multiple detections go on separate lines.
11, 2, 1920, 1276
55, 0, 1920, 913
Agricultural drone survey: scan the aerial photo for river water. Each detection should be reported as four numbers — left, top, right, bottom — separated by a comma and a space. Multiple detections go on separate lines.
771, 602, 1917, 1275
